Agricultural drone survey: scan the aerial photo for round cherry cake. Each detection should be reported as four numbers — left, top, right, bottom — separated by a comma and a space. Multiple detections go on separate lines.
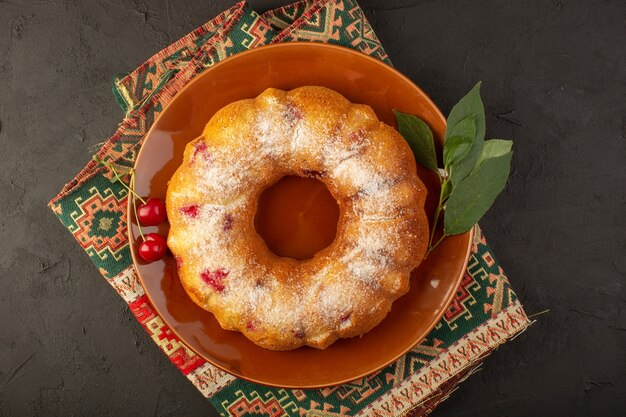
166, 86, 428, 350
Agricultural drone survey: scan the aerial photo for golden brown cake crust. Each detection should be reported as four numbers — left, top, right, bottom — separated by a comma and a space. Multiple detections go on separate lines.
166, 87, 428, 350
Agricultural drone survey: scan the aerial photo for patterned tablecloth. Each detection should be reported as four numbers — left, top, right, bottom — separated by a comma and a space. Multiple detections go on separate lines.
49, 1, 530, 415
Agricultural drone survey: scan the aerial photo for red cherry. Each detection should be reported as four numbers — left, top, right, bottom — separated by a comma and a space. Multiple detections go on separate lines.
138, 233, 167, 262
137, 198, 166, 226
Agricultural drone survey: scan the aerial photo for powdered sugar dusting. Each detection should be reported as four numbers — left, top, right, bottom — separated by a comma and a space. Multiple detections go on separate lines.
223, 267, 272, 313
315, 280, 358, 325
322, 135, 366, 166
355, 185, 407, 218
175, 198, 246, 269
256, 115, 289, 157
332, 156, 389, 196
291, 119, 310, 156
341, 223, 397, 288
196, 151, 245, 196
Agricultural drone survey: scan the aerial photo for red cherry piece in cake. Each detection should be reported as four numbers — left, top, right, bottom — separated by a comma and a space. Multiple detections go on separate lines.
180, 204, 200, 218
191, 141, 210, 163
223, 213, 233, 231
137, 197, 166, 226
340, 312, 351, 322
138, 233, 167, 262
245, 321, 257, 331
174, 256, 183, 269
348, 128, 366, 142
293, 330, 305, 339
286, 105, 302, 122
200, 268, 229, 292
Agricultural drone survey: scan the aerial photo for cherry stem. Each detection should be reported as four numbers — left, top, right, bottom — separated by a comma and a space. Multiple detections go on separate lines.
92, 155, 146, 205
92, 154, 147, 241
131, 173, 146, 242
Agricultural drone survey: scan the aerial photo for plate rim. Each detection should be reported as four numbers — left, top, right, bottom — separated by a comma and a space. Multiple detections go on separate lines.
128, 42, 474, 388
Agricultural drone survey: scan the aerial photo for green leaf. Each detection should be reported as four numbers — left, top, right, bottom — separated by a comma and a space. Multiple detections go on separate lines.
474, 139, 513, 171
393, 110, 439, 172
443, 116, 475, 167
446, 82, 486, 185
445, 82, 485, 142
443, 151, 512, 235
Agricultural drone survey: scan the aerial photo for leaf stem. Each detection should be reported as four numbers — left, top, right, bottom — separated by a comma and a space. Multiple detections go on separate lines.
426, 234, 447, 256
428, 203, 442, 248
428, 171, 448, 248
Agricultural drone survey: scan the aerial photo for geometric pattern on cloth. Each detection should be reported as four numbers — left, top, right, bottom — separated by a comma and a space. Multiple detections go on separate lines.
48, 1, 530, 416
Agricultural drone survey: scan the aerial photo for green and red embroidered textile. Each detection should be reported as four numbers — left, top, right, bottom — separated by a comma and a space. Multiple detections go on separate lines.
48, 1, 530, 416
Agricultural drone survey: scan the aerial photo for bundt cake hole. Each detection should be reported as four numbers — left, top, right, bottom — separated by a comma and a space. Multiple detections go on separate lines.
254, 175, 340, 260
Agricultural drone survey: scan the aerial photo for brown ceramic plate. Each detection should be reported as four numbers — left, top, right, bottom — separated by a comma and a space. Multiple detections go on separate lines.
129, 43, 473, 388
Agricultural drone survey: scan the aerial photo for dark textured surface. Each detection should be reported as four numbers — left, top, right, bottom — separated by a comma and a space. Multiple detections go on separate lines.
0, 0, 624, 415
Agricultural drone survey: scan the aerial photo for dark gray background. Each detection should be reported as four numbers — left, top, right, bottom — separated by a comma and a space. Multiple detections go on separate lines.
1, 0, 624, 416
